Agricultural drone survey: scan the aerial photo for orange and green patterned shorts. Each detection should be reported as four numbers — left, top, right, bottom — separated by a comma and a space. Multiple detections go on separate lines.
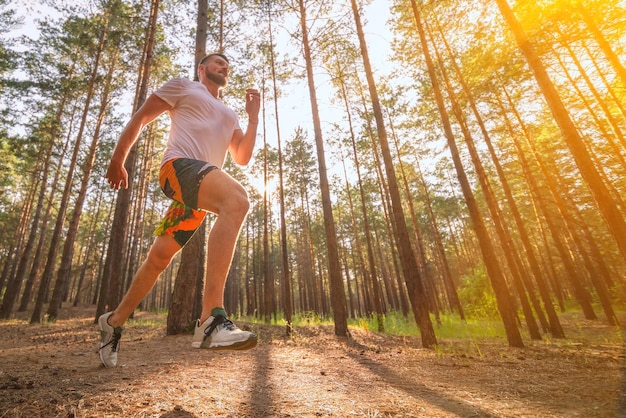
154, 158, 218, 247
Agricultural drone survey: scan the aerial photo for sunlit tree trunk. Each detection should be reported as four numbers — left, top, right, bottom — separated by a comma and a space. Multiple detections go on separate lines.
262, 93, 274, 324
433, 14, 556, 330
552, 47, 626, 173
0, 175, 36, 296
328, 46, 384, 329
127, 125, 156, 304
0, 169, 37, 317
424, 20, 542, 338
411, 0, 522, 347
353, 0, 437, 346
439, 57, 541, 339
296, 0, 348, 336
553, 31, 626, 167
265, 4, 293, 334
357, 90, 392, 317
18, 115, 76, 312
386, 112, 440, 319
578, 40, 626, 122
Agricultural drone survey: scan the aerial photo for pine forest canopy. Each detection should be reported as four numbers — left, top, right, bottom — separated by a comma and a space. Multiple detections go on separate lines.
0, 0, 624, 348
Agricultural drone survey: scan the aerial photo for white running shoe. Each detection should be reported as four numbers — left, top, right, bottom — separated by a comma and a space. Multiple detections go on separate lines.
192, 315, 257, 350
98, 312, 123, 368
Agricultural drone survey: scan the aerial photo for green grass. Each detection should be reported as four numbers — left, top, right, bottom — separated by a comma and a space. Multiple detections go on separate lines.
237, 311, 336, 327
352, 311, 507, 340
433, 314, 506, 340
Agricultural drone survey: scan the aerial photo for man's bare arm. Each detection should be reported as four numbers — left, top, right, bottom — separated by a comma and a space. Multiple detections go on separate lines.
106, 94, 172, 189
229, 88, 260, 166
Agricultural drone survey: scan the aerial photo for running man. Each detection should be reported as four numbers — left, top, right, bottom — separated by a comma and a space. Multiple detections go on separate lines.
98, 53, 260, 368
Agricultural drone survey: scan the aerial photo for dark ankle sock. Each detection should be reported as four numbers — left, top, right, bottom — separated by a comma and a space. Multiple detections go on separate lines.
211, 307, 227, 318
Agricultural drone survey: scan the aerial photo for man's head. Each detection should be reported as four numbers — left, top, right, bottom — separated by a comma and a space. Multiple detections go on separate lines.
199, 53, 230, 88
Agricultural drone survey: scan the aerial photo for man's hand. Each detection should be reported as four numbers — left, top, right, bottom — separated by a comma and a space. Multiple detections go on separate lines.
245, 88, 261, 123
106, 159, 128, 190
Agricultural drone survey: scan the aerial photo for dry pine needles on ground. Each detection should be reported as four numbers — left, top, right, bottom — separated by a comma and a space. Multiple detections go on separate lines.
0, 306, 624, 417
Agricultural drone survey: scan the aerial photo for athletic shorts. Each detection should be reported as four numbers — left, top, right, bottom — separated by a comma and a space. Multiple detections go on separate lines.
154, 158, 218, 247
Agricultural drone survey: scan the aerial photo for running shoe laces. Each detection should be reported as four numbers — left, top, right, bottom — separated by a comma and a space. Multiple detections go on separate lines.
205, 314, 235, 336
100, 328, 122, 352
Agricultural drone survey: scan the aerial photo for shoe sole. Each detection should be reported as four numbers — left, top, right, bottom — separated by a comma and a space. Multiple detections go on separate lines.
192, 335, 258, 350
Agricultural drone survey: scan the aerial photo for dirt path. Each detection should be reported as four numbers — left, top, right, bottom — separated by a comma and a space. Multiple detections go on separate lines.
0, 306, 624, 417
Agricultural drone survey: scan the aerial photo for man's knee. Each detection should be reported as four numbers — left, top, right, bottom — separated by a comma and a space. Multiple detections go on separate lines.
145, 237, 179, 271
146, 249, 174, 272
228, 189, 250, 219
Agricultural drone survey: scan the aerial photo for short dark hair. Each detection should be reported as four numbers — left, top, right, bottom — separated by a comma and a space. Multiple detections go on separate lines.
199, 53, 229, 65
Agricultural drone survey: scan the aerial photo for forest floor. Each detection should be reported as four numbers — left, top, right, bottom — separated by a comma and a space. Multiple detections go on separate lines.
0, 305, 624, 418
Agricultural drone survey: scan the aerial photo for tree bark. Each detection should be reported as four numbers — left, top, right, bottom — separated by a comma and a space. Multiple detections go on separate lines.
167, 0, 207, 334
297, 0, 348, 337
96, 0, 159, 321
353, 0, 437, 346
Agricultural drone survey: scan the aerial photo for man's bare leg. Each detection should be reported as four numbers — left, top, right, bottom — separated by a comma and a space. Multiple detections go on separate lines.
195, 169, 249, 323
107, 234, 181, 328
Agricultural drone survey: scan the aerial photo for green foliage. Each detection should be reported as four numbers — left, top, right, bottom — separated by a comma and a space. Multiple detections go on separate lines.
456, 264, 501, 319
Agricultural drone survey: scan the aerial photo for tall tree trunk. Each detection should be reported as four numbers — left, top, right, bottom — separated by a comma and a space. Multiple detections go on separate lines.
297, 0, 348, 336
97, 0, 159, 321
411, 0, 522, 347
352, 0, 436, 347
73, 188, 105, 307
386, 111, 440, 318
329, 46, 384, 330
167, 0, 207, 334
556, 29, 626, 157
427, 23, 541, 339
415, 157, 464, 320
0, 173, 38, 317
0, 172, 37, 296
579, 39, 626, 122
18, 112, 75, 312
267, 5, 293, 335
469, 92, 558, 334
262, 90, 273, 324
357, 84, 394, 318
551, 45, 626, 174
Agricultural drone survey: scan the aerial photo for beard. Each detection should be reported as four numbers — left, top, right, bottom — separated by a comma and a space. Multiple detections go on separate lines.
204, 68, 227, 87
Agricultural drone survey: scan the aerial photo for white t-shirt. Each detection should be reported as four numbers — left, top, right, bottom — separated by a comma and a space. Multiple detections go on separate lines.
155, 78, 241, 169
